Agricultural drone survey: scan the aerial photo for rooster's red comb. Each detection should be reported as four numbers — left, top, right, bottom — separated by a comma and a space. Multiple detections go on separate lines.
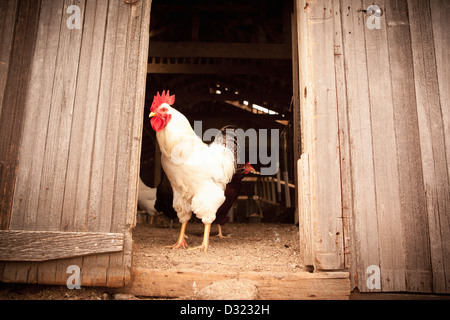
151, 90, 175, 111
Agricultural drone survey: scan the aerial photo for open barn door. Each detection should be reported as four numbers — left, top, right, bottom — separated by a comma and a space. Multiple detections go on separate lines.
295, 0, 345, 271
0, 0, 151, 287
296, 0, 450, 294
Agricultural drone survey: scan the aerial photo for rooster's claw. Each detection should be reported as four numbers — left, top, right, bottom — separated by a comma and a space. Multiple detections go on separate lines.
165, 239, 188, 250
188, 245, 208, 253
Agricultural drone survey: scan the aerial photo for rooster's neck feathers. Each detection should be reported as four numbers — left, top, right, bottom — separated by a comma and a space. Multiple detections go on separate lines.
156, 107, 196, 158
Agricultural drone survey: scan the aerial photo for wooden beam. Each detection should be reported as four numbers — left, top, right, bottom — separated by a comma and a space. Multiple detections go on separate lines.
175, 92, 291, 106
149, 41, 292, 59
184, 111, 291, 122
153, 4, 257, 13
0, 231, 124, 262
124, 267, 350, 300
147, 62, 290, 76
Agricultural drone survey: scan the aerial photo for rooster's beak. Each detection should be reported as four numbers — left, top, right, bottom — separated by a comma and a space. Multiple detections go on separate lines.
149, 112, 156, 118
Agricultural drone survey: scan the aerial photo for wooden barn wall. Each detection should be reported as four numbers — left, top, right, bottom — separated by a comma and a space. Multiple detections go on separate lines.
0, 0, 151, 287
0, 0, 40, 230
296, 0, 449, 293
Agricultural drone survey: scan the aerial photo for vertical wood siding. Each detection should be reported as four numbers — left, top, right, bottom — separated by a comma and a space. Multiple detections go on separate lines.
0, 0, 151, 287
297, 0, 450, 293
0, 0, 40, 230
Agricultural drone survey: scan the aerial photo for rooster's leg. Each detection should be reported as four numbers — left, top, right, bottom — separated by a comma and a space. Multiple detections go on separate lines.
166, 221, 188, 249
215, 225, 229, 239
188, 223, 211, 253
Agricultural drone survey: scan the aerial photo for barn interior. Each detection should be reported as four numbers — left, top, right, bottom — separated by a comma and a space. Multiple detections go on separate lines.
138, 0, 298, 225
130, 2, 311, 297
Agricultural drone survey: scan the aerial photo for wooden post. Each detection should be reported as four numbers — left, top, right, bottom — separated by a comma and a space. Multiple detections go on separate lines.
276, 162, 282, 202
282, 131, 291, 208
296, 0, 343, 270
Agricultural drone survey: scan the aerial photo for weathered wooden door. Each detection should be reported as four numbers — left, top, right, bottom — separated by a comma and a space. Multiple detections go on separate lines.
296, 0, 346, 272
296, 0, 449, 293
0, 0, 151, 287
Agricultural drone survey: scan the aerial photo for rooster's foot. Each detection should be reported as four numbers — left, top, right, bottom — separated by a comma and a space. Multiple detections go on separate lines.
215, 233, 230, 239
188, 244, 209, 253
187, 223, 211, 253
215, 225, 230, 239
165, 239, 188, 250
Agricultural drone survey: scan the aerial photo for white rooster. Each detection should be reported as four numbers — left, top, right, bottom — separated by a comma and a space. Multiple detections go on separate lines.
149, 91, 236, 252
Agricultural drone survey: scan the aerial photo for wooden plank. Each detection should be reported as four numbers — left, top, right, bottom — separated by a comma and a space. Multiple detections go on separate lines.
147, 62, 290, 76
32, 0, 86, 285
0, 0, 18, 121
106, 0, 151, 287
10, 0, 64, 231
88, 0, 124, 236
103, 0, 130, 286
129, 0, 153, 227
340, 0, 380, 291
1, 262, 26, 283
60, 0, 110, 287
34, 0, 85, 232
0, 0, 40, 284
430, 0, 450, 181
0, 231, 123, 262
124, 0, 152, 285
363, 0, 406, 292
305, 0, 344, 270
105, 0, 139, 286
296, 0, 313, 268
62, 0, 108, 232
0, 0, 40, 230
333, 0, 352, 271
124, 268, 350, 300
5, 0, 63, 285
149, 41, 292, 59
77, 0, 119, 288
429, 1, 450, 291
385, 0, 432, 293
298, 156, 314, 267
408, 0, 450, 294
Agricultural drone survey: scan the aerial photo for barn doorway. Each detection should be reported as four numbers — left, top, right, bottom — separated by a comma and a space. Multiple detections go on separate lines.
140, 0, 298, 220
131, 0, 308, 298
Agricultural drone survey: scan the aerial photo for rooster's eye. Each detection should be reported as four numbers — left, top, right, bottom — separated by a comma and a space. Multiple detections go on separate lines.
161, 108, 168, 112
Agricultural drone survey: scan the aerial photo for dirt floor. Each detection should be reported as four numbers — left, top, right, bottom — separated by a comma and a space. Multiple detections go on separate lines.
0, 221, 303, 300
2, 221, 450, 300
132, 221, 304, 274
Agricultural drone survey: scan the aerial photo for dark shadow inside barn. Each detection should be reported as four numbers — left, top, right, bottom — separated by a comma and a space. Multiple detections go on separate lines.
136, 0, 298, 230
132, 1, 302, 292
